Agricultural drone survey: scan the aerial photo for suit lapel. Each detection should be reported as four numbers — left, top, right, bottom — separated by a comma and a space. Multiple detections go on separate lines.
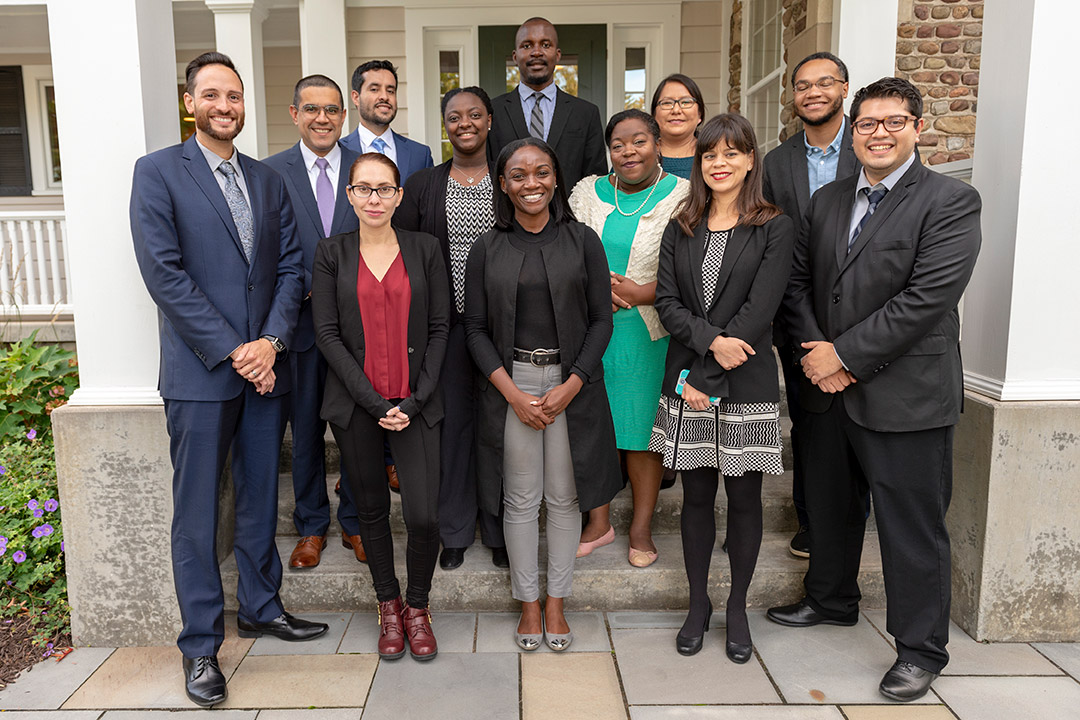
838, 164, 918, 276
504, 91, 530, 140
331, 144, 359, 235
182, 137, 246, 262
833, 176, 858, 271
687, 222, 708, 315
789, 135, 811, 216
546, 88, 571, 147
710, 224, 752, 310
393, 131, 412, 179
837, 121, 860, 179
237, 152, 264, 275
283, 143, 325, 238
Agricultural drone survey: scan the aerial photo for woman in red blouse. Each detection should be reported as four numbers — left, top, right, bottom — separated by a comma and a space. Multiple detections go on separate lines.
311, 153, 450, 662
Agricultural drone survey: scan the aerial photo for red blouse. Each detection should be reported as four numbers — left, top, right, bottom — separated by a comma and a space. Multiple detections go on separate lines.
356, 250, 412, 400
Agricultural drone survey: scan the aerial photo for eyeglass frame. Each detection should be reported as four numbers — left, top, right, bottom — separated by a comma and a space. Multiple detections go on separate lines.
852, 115, 920, 135
296, 103, 343, 118
347, 184, 400, 199
655, 97, 698, 111
792, 76, 843, 94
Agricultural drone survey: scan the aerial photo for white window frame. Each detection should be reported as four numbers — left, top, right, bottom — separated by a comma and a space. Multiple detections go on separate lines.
613, 25, 663, 113
741, 0, 785, 152
20, 65, 62, 195
422, 27, 474, 164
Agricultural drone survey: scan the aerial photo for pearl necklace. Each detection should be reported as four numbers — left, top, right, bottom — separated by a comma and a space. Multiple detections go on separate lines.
612, 170, 662, 217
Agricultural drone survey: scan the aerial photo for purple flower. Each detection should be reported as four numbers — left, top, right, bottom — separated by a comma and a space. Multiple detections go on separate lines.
27, 499, 39, 510
44, 498, 59, 512
0, 535, 7, 547
33, 508, 44, 518
12, 550, 26, 563
60, 541, 64, 552
0, 546, 5, 557
26, 428, 37, 440
0, 465, 5, 474
36, 525, 54, 537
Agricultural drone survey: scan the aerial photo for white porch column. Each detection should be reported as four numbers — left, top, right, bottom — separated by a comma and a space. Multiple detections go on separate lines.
298, 0, 349, 103
205, 0, 269, 159
833, 0, 901, 96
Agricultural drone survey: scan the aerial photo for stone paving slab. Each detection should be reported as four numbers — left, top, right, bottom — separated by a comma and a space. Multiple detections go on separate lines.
102, 712, 256, 719
337, 612, 477, 654
607, 610, 722, 630
932, 675, 1080, 720
1032, 642, 1080, 679
840, 706, 957, 720
257, 709, 363, 719
246, 612, 351, 655
630, 707, 844, 719
523, 652, 625, 720
476, 611, 610, 653
0, 647, 115, 710
219, 654, 375, 709
362, 652, 518, 720
0, 712, 105, 720
864, 611, 1063, 676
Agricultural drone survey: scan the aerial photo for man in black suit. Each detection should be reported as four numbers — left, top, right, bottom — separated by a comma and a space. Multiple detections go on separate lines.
768, 77, 981, 702
263, 75, 365, 569
488, 17, 607, 188
762, 52, 859, 559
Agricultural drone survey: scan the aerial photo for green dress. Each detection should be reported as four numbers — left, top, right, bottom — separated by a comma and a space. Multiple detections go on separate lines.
595, 173, 678, 450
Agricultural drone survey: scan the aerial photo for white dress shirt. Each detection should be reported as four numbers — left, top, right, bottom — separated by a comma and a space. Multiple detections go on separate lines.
352, 124, 398, 167
298, 141, 342, 205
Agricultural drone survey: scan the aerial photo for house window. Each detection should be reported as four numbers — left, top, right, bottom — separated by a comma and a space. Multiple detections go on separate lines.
0, 67, 33, 196
624, 48, 647, 110
439, 50, 461, 163
178, 84, 196, 142
743, 0, 784, 152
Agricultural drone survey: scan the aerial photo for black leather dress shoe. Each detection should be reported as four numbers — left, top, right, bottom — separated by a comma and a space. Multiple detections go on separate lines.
237, 612, 329, 641
879, 660, 939, 701
439, 547, 466, 570
491, 546, 510, 568
182, 655, 226, 708
675, 603, 712, 656
766, 599, 858, 627
726, 640, 753, 664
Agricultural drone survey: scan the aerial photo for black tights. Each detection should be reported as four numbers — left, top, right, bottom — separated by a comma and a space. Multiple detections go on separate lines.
679, 467, 763, 645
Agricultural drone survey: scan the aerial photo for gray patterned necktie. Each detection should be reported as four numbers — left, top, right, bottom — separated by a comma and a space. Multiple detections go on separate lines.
529, 91, 545, 140
218, 160, 254, 262
848, 184, 888, 251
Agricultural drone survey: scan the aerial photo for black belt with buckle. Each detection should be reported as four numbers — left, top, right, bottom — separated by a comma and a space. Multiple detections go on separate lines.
513, 348, 561, 366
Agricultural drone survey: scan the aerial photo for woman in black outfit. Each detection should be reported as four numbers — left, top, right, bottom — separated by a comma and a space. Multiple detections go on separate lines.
650, 114, 794, 662
396, 86, 508, 570
312, 153, 450, 662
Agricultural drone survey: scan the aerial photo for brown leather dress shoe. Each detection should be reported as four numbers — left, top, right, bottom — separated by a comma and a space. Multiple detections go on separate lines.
403, 604, 438, 661
289, 536, 326, 568
377, 597, 406, 659
386, 464, 400, 493
341, 530, 368, 563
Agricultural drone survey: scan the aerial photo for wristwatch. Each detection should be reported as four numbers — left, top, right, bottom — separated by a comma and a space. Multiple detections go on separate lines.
261, 335, 285, 353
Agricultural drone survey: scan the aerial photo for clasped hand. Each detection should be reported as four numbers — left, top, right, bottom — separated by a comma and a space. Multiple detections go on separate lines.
709, 335, 755, 371
680, 380, 715, 411
511, 375, 583, 431
379, 406, 410, 431
231, 338, 277, 395
610, 272, 646, 312
800, 340, 857, 393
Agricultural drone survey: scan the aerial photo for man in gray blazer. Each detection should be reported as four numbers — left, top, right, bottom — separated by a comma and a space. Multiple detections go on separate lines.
762, 52, 860, 559
769, 77, 982, 702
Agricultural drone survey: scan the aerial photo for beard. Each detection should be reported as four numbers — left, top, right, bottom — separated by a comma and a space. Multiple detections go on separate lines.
521, 63, 554, 87
194, 106, 244, 142
359, 101, 397, 129
797, 95, 843, 127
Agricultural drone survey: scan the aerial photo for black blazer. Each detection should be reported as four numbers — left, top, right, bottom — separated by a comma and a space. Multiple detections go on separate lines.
782, 155, 982, 432
311, 228, 450, 429
654, 215, 795, 403
487, 87, 607, 189
394, 158, 498, 325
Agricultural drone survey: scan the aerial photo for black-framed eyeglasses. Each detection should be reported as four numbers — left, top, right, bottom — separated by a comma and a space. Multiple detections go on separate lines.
656, 97, 697, 111
793, 76, 841, 93
853, 115, 919, 135
299, 104, 342, 118
348, 185, 399, 199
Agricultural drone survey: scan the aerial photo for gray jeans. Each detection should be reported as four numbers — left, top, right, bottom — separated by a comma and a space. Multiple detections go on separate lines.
503, 360, 581, 602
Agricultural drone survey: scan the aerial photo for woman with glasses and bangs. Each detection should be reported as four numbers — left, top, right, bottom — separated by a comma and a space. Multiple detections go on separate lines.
311, 152, 450, 664
651, 73, 707, 180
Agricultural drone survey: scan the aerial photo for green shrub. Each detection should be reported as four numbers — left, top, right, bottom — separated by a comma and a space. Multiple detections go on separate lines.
0, 330, 78, 442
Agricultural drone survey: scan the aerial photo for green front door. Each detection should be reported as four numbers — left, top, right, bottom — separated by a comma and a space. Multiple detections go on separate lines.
478, 23, 607, 119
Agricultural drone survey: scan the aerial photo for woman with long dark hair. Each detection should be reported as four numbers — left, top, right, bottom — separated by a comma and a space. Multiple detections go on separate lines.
650, 114, 794, 662
463, 138, 621, 651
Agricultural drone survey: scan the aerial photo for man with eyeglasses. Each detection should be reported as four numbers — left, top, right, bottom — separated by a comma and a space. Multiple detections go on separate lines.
770, 76, 982, 703
762, 52, 860, 561
264, 75, 366, 570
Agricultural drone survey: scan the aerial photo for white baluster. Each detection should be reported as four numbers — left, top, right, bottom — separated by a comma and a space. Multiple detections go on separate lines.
47, 219, 63, 307
34, 219, 48, 307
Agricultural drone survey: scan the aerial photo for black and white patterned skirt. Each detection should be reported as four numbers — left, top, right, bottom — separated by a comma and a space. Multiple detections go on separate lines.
648, 394, 784, 475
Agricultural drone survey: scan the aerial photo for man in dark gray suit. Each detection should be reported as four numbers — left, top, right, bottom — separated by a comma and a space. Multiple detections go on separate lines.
488, 17, 607, 188
763, 52, 859, 559
768, 77, 982, 702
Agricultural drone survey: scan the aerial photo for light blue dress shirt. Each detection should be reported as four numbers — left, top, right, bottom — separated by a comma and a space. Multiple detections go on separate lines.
517, 82, 558, 142
804, 119, 847, 197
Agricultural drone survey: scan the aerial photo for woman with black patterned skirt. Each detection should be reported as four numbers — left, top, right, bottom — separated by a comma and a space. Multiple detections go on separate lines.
650, 114, 794, 663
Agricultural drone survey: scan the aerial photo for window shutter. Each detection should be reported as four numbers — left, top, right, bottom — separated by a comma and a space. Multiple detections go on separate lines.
0, 67, 33, 196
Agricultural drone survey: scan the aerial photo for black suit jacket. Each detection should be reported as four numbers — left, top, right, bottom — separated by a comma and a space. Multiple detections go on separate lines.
654, 215, 794, 403
488, 86, 607, 189
311, 228, 450, 430
782, 156, 982, 432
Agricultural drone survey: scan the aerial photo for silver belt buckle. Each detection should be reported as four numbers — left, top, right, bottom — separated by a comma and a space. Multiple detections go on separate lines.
529, 348, 556, 367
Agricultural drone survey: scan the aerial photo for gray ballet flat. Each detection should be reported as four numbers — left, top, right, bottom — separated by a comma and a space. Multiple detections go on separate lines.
515, 614, 542, 651
544, 616, 573, 652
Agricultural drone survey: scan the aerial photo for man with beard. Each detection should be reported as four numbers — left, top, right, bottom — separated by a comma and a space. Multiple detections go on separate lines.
131, 52, 328, 709
762, 52, 859, 560
341, 59, 433, 183
488, 17, 607, 188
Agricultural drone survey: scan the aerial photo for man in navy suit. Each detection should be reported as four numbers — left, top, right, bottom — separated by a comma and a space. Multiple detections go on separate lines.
264, 75, 366, 569
340, 59, 434, 184
131, 53, 328, 708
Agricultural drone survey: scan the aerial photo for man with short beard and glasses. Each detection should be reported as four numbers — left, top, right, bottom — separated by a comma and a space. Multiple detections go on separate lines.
488, 17, 607, 189
762, 52, 860, 561
131, 52, 327, 709
341, 59, 434, 184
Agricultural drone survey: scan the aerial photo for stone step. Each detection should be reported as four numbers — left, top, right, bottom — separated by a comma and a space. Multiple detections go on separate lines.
221, 531, 885, 613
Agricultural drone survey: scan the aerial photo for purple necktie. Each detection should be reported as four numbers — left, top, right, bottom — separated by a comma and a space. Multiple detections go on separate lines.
315, 157, 334, 237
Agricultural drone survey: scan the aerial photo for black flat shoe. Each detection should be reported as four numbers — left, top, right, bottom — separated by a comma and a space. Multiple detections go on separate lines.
237, 612, 329, 641
726, 640, 753, 664
491, 546, 510, 569
676, 602, 713, 656
439, 547, 466, 570
789, 525, 810, 558
766, 599, 858, 627
182, 655, 226, 708
879, 660, 939, 702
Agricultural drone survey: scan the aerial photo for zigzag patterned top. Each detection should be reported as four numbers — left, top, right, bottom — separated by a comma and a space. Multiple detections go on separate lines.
446, 174, 495, 314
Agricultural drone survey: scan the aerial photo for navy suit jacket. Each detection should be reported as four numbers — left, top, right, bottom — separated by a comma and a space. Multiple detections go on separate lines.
131, 135, 304, 401
340, 127, 434, 184
262, 141, 360, 352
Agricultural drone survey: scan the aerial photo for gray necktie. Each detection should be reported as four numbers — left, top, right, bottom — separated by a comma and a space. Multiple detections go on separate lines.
217, 161, 254, 262
529, 91, 545, 140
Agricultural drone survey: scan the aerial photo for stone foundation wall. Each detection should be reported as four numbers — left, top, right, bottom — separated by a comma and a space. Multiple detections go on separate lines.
727, 0, 742, 113
779, 0, 809, 142
896, 0, 983, 165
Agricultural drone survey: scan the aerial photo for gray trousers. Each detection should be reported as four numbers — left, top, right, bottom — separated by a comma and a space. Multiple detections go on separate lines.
503, 360, 581, 602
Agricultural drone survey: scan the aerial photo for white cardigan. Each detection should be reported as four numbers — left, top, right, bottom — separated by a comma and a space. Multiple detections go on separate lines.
569, 174, 691, 341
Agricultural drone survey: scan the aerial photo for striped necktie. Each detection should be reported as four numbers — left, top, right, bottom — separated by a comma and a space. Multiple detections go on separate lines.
529, 91, 545, 140
848, 184, 888, 251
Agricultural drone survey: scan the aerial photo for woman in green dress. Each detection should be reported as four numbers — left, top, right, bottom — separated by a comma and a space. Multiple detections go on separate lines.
569, 109, 690, 566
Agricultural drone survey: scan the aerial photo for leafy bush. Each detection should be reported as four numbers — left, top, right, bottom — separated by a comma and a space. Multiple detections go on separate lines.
0, 330, 78, 442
